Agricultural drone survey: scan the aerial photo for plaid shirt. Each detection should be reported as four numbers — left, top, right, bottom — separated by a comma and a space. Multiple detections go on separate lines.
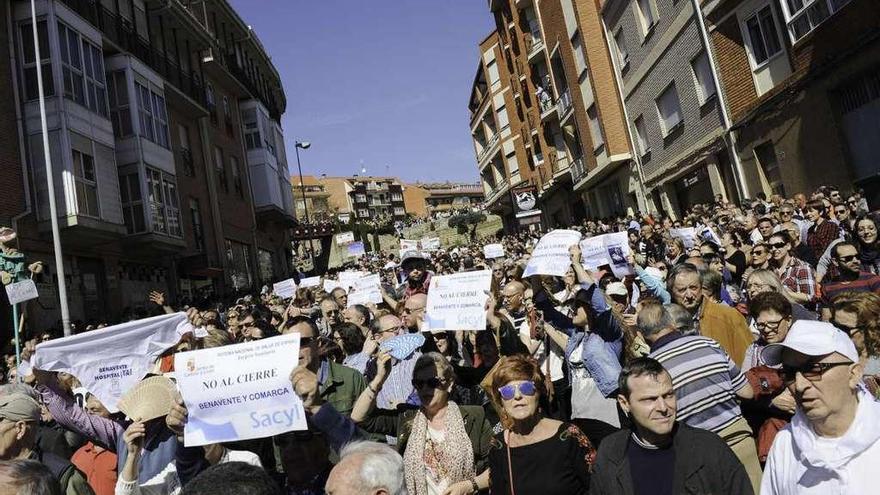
776, 256, 816, 300
806, 220, 839, 262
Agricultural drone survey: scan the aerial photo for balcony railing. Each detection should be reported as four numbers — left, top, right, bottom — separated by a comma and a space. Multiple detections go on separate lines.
477, 133, 500, 165
570, 157, 588, 184
557, 89, 573, 119
524, 33, 544, 60
539, 94, 556, 116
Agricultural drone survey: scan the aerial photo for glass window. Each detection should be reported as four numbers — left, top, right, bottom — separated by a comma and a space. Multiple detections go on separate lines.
81, 39, 107, 116
587, 105, 604, 151
655, 83, 683, 136
119, 172, 145, 233
231, 156, 243, 197
72, 149, 99, 217
745, 6, 783, 66
152, 92, 169, 148
691, 51, 716, 104
163, 177, 181, 237
20, 21, 54, 100
637, 0, 657, 35
137, 83, 155, 142
190, 198, 204, 252
634, 115, 650, 156
242, 108, 261, 150
614, 29, 628, 68
108, 71, 132, 137
782, 0, 849, 42
146, 168, 166, 234
214, 147, 227, 192
58, 22, 85, 105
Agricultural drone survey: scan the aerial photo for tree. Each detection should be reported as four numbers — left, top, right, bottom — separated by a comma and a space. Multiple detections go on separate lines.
448, 212, 486, 241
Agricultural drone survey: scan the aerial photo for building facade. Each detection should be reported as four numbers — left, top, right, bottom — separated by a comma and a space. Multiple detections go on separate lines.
6, 0, 295, 329
418, 182, 485, 215
705, 0, 880, 205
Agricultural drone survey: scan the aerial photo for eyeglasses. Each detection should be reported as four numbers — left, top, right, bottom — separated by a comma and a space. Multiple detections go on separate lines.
497, 381, 537, 400
780, 210, 794, 216
299, 336, 316, 346
848, 200, 858, 205
752, 250, 767, 256
835, 209, 847, 215
836, 254, 859, 263
501, 293, 522, 300
755, 317, 787, 331
768, 242, 788, 250
781, 361, 852, 384
834, 321, 863, 336
402, 307, 424, 314
372, 326, 402, 338
412, 377, 444, 390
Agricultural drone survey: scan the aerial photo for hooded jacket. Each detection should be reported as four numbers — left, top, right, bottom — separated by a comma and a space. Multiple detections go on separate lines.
761, 390, 880, 494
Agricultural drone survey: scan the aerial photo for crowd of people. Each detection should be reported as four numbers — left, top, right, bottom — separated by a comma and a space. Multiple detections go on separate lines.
1, 185, 879, 495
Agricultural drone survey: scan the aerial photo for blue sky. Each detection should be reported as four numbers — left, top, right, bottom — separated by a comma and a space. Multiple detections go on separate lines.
228, 0, 495, 183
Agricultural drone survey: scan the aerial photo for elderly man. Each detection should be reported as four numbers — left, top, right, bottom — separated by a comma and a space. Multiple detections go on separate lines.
0, 393, 93, 495
667, 263, 754, 365
342, 304, 372, 336
640, 302, 761, 493
402, 293, 426, 332
346, 314, 419, 409
317, 296, 342, 338
325, 441, 405, 495
590, 358, 753, 495
760, 321, 880, 494
330, 287, 348, 309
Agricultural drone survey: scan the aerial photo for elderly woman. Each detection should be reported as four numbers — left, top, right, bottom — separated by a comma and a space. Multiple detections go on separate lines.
743, 269, 816, 337
468, 355, 595, 495
832, 292, 880, 394
352, 352, 492, 495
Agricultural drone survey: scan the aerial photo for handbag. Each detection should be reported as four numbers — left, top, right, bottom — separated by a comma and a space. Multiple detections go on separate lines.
505, 430, 516, 495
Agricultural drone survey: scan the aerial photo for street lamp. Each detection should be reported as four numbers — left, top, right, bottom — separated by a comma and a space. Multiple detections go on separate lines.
294, 141, 313, 269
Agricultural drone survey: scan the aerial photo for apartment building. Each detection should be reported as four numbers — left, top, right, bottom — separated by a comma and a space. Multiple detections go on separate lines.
6, 0, 294, 328
419, 182, 485, 215
302, 176, 409, 223
705, 0, 880, 204
601, 0, 744, 217
291, 175, 334, 222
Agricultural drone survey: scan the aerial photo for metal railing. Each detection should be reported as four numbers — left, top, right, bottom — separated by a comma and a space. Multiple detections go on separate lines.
524, 32, 544, 59
477, 133, 500, 165
557, 89, 573, 119
569, 157, 588, 184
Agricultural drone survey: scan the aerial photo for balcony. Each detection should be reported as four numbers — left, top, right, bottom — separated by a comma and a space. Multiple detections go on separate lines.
539, 93, 557, 120
477, 133, 501, 168
525, 33, 545, 62
557, 89, 573, 121
569, 157, 588, 184
366, 183, 388, 191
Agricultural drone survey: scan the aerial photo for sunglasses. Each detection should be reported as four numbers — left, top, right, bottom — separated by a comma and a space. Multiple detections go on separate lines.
768, 242, 788, 250
835, 209, 847, 215
753, 249, 767, 256
780, 210, 793, 216
836, 254, 858, 263
497, 380, 537, 400
781, 361, 852, 384
300, 336, 316, 346
412, 377, 444, 390
834, 321, 862, 336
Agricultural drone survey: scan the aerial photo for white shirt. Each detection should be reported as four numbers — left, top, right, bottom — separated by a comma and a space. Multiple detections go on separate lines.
761, 392, 880, 494
518, 321, 564, 382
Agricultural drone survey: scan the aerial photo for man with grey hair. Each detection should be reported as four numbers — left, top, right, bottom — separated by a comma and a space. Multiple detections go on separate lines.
325, 441, 406, 495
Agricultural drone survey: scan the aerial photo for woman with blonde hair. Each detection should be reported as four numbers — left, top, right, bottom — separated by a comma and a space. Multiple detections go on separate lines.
832, 292, 880, 396
743, 269, 817, 329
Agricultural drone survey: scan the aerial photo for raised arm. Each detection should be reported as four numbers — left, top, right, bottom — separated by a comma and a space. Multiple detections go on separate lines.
33, 378, 123, 451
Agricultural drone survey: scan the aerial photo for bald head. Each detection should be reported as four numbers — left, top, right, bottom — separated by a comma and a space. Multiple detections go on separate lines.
403, 294, 427, 330
501, 281, 526, 312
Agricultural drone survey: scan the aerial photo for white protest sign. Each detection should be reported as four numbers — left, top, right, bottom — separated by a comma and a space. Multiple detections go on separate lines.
347, 241, 366, 258
32, 312, 191, 412
175, 333, 305, 447
483, 244, 505, 259
603, 232, 633, 278
400, 239, 420, 251
272, 279, 297, 299
5, 279, 39, 305
425, 270, 492, 331
335, 232, 355, 245
522, 229, 582, 277
699, 226, 722, 246
670, 228, 697, 249
298, 276, 321, 288
348, 273, 382, 305
421, 237, 441, 251
338, 271, 366, 291
323, 279, 343, 293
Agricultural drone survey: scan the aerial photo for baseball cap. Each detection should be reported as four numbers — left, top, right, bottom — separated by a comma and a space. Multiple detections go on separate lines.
761, 320, 859, 366
0, 393, 41, 422
400, 250, 427, 268
605, 281, 628, 297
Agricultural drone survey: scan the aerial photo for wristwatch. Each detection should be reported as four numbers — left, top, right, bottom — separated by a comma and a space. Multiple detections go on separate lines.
469, 477, 479, 493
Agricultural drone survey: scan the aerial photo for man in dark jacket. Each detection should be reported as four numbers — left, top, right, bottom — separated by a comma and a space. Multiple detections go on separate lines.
589, 357, 753, 495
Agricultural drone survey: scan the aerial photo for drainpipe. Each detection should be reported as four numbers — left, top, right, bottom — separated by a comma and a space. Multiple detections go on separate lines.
600, 10, 652, 215
8, 2, 32, 232
690, 0, 750, 200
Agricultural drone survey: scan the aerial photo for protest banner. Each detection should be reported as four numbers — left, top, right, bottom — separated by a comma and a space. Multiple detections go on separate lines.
338, 271, 366, 291
175, 333, 306, 447
32, 312, 192, 412
271, 278, 297, 299
5, 279, 39, 305
348, 273, 382, 306
424, 270, 492, 330
347, 241, 366, 258
699, 226, 722, 246
335, 232, 354, 245
323, 279, 343, 293
670, 227, 698, 249
298, 276, 321, 288
400, 239, 420, 251
522, 229, 582, 277
579, 232, 633, 278
420, 237, 441, 251
483, 243, 504, 259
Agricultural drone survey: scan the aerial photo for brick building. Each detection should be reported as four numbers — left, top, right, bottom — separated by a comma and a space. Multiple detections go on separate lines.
705, 0, 880, 204
5, 0, 295, 329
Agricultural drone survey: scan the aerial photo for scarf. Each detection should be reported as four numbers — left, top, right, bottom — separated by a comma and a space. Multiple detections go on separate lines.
858, 239, 880, 274
403, 401, 475, 495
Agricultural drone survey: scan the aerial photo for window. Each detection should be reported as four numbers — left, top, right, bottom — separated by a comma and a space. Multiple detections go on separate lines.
394, 207, 405, 216
178, 124, 194, 176
754, 142, 786, 196
744, 7, 782, 68
222, 95, 234, 134
190, 198, 204, 251
163, 177, 181, 237
72, 150, 99, 216
206, 83, 217, 125
355, 193, 366, 203
587, 105, 604, 151
392, 193, 403, 201
571, 33, 588, 75
486, 60, 500, 86
258, 249, 274, 282
107, 71, 132, 137
655, 83, 683, 136
119, 172, 145, 233
636, 0, 658, 36
58, 22, 85, 106
214, 147, 227, 193
634, 115, 650, 156
690, 51, 716, 104
614, 29, 629, 69
242, 108, 261, 149
781, 0, 850, 42
146, 168, 166, 234
496, 105, 510, 130
19, 21, 54, 100
225, 239, 253, 290
81, 39, 107, 116
358, 209, 369, 218
230, 156, 243, 197
136, 83, 169, 147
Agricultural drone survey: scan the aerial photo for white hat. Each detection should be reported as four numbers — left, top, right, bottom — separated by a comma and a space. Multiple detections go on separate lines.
761, 320, 859, 366
643, 266, 665, 281
605, 281, 628, 297
400, 250, 427, 267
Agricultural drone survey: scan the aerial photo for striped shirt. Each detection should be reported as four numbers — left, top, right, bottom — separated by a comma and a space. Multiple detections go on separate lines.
649, 332, 747, 433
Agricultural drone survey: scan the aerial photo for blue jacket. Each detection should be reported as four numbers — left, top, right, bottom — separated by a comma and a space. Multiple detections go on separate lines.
564, 283, 623, 397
